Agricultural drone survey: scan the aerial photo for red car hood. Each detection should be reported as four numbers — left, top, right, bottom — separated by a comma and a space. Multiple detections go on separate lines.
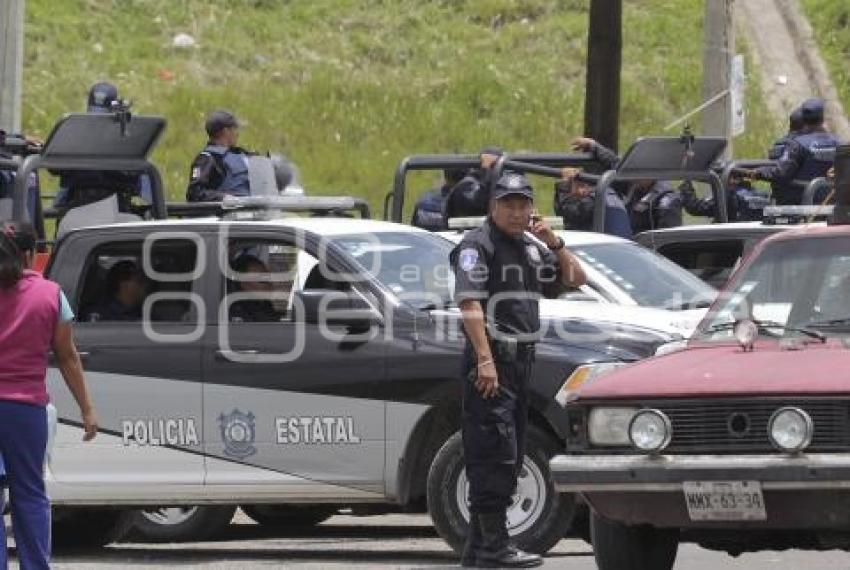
577, 340, 850, 400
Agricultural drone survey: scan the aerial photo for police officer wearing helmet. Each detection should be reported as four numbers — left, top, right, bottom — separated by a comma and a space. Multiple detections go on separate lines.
753, 98, 843, 205
186, 110, 255, 202
450, 160, 586, 568
54, 82, 151, 209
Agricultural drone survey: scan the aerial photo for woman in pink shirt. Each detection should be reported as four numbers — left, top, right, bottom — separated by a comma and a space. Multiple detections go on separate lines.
0, 223, 97, 570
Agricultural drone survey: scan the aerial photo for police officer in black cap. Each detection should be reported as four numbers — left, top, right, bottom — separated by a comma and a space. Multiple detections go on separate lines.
752, 98, 843, 204
450, 160, 586, 568
186, 110, 256, 202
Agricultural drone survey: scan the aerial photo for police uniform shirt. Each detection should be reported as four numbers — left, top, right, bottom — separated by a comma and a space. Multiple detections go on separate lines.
451, 219, 563, 336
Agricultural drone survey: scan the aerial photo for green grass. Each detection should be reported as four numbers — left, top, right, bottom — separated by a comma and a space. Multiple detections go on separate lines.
23, 0, 780, 219
800, 0, 850, 115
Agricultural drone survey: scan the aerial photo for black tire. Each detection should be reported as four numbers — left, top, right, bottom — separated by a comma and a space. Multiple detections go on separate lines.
427, 426, 575, 555
241, 505, 337, 527
52, 508, 133, 551
591, 512, 679, 570
123, 505, 236, 543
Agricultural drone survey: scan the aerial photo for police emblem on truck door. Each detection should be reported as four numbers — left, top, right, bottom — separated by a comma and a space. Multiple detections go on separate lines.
219, 409, 257, 459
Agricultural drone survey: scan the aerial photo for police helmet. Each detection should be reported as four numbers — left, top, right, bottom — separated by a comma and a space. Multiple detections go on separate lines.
801, 98, 826, 125
87, 82, 119, 113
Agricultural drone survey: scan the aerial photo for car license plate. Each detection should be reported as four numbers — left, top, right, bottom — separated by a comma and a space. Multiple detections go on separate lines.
683, 481, 766, 521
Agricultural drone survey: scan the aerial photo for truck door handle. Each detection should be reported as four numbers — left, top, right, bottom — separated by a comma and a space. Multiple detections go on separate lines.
215, 349, 260, 361
49, 351, 91, 365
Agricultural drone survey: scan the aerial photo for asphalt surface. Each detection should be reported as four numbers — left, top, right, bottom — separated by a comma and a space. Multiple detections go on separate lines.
5, 513, 850, 569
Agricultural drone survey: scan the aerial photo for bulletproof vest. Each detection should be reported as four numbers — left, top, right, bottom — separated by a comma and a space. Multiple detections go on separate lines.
795, 131, 840, 181
603, 189, 633, 239
454, 221, 546, 336
411, 189, 446, 232
204, 145, 251, 196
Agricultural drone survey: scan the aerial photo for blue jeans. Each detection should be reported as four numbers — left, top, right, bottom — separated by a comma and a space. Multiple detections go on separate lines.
0, 400, 49, 570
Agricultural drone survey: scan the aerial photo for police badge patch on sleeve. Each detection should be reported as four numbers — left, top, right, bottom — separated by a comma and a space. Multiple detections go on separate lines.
459, 248, 479, 272
526, 245, 542, 263
191, 167, 201, 179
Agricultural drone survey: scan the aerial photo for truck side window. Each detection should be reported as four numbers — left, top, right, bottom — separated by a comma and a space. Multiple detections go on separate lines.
658, 240, 744, 288
226, 240, 300, 323
77, 239, 199, 323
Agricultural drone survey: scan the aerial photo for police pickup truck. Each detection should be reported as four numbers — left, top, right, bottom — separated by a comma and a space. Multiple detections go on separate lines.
42, 205, 674, 554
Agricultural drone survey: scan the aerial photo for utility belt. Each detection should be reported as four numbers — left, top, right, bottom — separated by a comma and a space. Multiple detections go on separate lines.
487, 336, 536, 362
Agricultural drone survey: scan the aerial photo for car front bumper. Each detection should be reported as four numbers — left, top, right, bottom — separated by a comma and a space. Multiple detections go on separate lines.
551, 453, 850, 492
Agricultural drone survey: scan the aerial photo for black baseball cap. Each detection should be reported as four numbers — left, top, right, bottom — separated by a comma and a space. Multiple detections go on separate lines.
87, 82, 119, 113
492, 172, 533, 201
205, 109, 240, 137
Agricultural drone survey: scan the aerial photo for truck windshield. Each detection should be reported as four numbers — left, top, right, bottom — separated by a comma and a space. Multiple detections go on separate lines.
570, 242, 716, 310
332, 231, 455, 309
699, 236, 850, 340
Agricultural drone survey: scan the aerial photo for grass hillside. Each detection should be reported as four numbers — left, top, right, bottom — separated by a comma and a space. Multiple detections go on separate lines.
801, 0, 850, 116
24, 0, 780, 218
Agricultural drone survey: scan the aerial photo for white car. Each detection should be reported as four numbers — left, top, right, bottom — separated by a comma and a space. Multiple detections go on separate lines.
439, 229, 716, 339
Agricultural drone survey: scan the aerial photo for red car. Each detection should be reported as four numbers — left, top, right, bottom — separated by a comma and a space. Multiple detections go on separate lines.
550, 223, 850, 570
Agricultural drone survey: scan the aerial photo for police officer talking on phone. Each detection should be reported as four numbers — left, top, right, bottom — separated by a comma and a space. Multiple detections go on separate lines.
450, 155, 586, 568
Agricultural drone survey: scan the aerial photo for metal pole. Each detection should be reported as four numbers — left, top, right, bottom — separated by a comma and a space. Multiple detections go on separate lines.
0, 0, 25, 133
584, 0, 622, 152
701, 0, 734, 158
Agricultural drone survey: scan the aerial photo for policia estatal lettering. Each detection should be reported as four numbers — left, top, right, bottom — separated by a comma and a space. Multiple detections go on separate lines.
450, 158, 586, 568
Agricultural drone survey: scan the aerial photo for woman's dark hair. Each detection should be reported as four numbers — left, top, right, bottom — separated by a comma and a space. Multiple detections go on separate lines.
0, 226, 24, 289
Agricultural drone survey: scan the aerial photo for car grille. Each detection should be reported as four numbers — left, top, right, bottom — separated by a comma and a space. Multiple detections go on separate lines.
652, 399, 850, 453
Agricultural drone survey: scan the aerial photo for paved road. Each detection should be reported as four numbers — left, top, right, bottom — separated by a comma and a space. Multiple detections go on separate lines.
7, 513, 850, 569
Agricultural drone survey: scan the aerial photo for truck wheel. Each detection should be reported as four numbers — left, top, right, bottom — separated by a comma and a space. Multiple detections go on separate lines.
241, 505, 337, 527
52, 508, 133, 550
427, 426, 575, 555
591, 512, 679, 570
124, 505, 236, 542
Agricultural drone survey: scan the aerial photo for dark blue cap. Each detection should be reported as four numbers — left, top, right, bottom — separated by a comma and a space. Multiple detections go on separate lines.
205, 109, 240, 137
87, 82, 119, 113
801, 98, 825, 123
492, 172, 533, 201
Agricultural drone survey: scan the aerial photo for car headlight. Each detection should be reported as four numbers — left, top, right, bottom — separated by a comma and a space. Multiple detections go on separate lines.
768, 407, 813, 453
629, 409, 672, 453
555, 363, 628, 406
588, 407, 638, 446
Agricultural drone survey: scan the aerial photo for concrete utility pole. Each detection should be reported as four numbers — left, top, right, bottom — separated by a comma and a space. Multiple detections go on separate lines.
584, 0, 622, 154
0, 0, 25, 133
701, 0, 735, 155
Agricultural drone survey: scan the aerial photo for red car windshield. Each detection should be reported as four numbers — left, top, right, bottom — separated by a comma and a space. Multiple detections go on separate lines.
698, 236, 850, 341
